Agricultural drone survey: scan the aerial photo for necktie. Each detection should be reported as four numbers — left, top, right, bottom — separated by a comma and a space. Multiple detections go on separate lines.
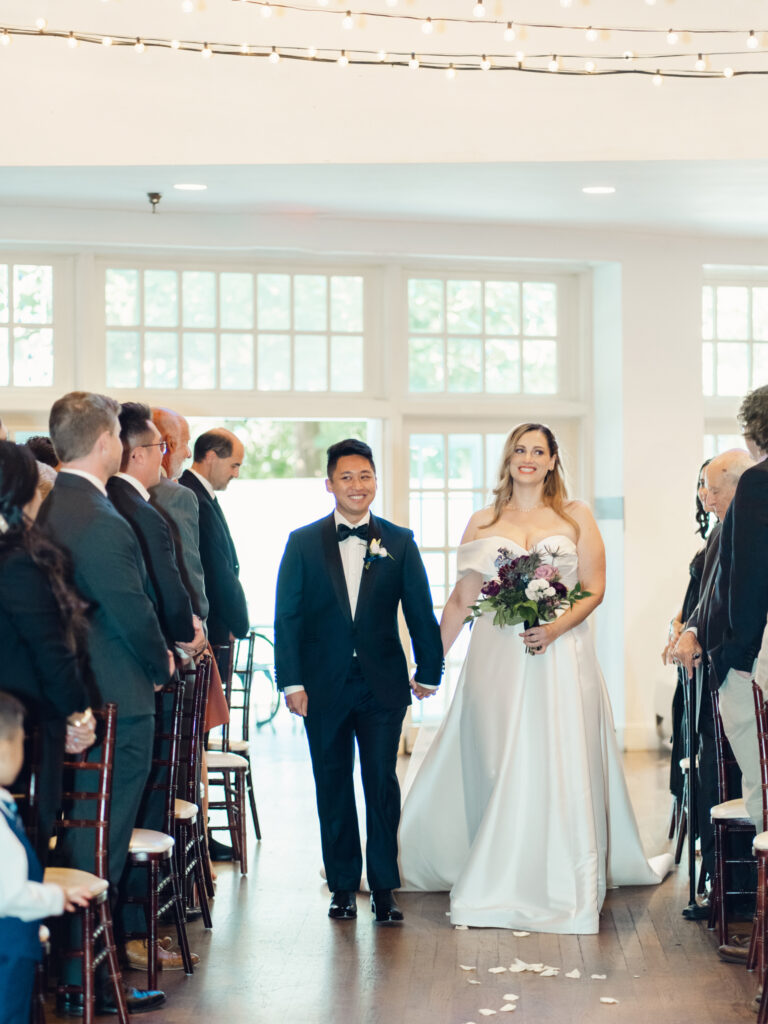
337, 523, 368, 542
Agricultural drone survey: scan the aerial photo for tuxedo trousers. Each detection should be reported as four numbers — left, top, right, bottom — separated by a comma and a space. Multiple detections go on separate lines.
304, 659, 407, 892
719, 666, 762, 830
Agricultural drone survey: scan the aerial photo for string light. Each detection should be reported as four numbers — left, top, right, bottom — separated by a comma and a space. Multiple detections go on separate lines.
666, 29, 678, 45
338, 49, 348, 65
342, 10, 354, 29
307, 45, 317, 57
170, 38, 180, 49
548, 54, 559, 72
385, 0, 398, 7
422, 17, 433, 34
102, 35, 113, 46
623, 50, 634, 60
1, 30, 10, 46
241, 42, 250, 53
748, 30, 758, 49
202, 42, 213, 58
480, 54, 491, 70
723, 65, 734, 78
34, 17, 47, 30
377, 48, 387, 60
585, 59, 595, 73
446, 63, 456, 78
134, 37, 145, 53
560, 0, 573, 7
316, 0, 329, 6
504, 22, 515, 41
67, 31, 79, 48
181, 0, 194, 11
409, 51, 419, 68
473, 0, 485, 18
653, 68, 663, 85
262, 2, 273, 16
695, 53, 705, 71
515, 50, 525, 62
269, 45, 280, 62
585, 26, 597, 42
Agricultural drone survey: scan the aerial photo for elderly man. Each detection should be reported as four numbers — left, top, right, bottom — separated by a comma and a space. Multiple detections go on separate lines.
38, 391, 170, 1015
149, 408, 209, 626
674, 448, 754, 942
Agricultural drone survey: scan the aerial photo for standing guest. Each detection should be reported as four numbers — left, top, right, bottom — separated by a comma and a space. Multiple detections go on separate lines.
0, 442, 94, 864
24, 435, 58, 469
275, 439, 442, 924
34, 462, 57, 502
0, 691, 92, 1024
37, 391, 169, 1016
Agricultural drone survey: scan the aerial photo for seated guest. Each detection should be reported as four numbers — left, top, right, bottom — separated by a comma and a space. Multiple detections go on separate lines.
24, 435, 58, 469
0, 441, 94, 864
0, 691, 92, 1024
37, 391, 170, 1016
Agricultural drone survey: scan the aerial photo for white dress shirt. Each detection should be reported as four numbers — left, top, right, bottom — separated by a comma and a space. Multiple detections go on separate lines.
283, 511, 369, 697
188, 468, 215, 500
114, 471, 150, 502
58, 468, 107, 497
0, 790, 65, 922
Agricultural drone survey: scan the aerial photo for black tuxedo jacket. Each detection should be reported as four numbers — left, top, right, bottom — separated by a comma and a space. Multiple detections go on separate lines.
107, 476, 195, 645
708, 460, 768, 687
274, 512, 443, 711
0, 547, 91, 720
37, 473, 169, 717
685, 523, 721, 692
178, 470, 249, 645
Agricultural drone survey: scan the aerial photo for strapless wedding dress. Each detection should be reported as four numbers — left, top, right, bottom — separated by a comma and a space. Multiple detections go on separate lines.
398, 535, 671, 934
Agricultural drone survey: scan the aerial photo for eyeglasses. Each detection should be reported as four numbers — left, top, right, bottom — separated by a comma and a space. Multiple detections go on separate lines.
136, 441, 168, 455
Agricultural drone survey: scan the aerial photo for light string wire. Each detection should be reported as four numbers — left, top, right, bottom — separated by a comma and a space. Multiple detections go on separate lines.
1, 24, 765, 75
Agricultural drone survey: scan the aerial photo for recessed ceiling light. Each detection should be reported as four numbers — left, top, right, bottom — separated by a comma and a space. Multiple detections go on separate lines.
173, 183, 207, 191
582, 186, 616, 195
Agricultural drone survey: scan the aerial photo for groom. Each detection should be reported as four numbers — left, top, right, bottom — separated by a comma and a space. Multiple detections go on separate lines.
274, 439, 442, 923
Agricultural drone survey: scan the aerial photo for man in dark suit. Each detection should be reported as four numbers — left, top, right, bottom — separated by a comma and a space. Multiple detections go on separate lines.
179, 428, 249, 656
274, 439, 442, 923
38, 391, 170, 1016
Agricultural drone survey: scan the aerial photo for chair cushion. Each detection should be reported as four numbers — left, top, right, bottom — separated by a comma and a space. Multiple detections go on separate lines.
207, 737, 250, 754
207, 751, 249, 770
129, 828, 175, 854
711, 798, 752, 822
174, 798, 199, 821
44, 866, 109, 898
754, 831, 768, 852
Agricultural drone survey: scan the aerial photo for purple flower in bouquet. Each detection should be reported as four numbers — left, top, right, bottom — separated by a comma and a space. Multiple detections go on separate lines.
551, 580, 567, 597
533, 564, 557, 580
481, 579, 501, 598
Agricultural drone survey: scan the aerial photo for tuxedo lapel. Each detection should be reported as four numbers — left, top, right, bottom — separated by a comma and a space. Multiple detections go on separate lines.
354, 513, 380, 621
321, 513, 352, 621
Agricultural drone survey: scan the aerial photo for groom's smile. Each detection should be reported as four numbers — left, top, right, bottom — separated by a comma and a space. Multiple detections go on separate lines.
326, 454, 377, 523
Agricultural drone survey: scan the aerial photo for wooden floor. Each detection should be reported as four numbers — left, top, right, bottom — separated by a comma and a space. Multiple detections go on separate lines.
50, 718, 760, 1024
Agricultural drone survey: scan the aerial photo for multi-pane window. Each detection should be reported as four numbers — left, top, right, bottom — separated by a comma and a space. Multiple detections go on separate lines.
407, 277, 559, 394
105, 267, 365, 392
702, 284, 768, 396
0, 263, 54, 387
704, 433, 745, 460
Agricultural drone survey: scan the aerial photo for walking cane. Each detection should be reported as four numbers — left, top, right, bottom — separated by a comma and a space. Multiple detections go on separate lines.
682, 661, 707, 918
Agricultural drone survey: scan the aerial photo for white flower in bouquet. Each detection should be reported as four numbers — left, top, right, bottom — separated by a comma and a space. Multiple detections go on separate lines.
524, 579, 551, 601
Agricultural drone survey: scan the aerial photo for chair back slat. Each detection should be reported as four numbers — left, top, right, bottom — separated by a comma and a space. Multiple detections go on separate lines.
145, 679, 186, 837
183, 655, 212, 805
213, 642, 235, 751
753, 682, 768, 833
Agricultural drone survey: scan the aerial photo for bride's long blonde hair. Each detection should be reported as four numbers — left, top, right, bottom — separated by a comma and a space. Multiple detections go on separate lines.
481, 422, 580, 538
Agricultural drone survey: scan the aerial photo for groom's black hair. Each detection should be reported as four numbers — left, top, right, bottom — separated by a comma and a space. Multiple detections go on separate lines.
326, 438, 376, 478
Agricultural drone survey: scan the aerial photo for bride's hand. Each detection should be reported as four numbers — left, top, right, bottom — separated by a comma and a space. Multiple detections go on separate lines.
520, 623, 557, 655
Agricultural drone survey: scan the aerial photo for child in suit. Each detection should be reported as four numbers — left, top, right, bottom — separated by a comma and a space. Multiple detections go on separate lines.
0, 691, 91, 1024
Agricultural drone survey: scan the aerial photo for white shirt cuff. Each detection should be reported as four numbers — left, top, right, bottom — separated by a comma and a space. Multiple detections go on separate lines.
283, 685, 305, 695
684, 626, 698, 637
415, 682, 438, 690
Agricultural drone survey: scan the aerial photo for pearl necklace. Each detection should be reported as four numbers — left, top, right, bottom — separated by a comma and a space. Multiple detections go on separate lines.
508, 501, 545, 513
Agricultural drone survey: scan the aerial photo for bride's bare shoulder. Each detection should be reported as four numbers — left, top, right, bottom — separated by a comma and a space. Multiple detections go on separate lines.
461, 506, 496, 544
565, 498, 593, 520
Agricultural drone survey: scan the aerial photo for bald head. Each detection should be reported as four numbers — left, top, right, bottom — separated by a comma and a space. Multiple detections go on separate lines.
704, 449, 754, 521
151, 406, 191, 480
192, 428, 244, 492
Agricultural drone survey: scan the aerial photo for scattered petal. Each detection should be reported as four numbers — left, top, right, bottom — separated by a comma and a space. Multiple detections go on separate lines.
500, 1006, 517, 1013
455, 924, 469, 930
512, 931, 530, 937
527, 963, 544, 973
508, 959, 527, 973
565, 969, 581, 979
460, 965, 477, 971
591, 974, 607, 980
445, 911, 451, 916
478, 1012, 497, 1018
468, 980, 482, 986
488, 967, 507, 974
599, 997, 619, 1005
539, 968, 559, 977
502, 994, 519, 1002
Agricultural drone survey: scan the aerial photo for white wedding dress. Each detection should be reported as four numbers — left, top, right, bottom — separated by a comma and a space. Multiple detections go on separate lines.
398, 535, 671, 934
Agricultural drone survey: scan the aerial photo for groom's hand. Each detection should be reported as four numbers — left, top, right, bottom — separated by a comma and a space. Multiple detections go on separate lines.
410, 677, 436, 701
285, 691, 308, 717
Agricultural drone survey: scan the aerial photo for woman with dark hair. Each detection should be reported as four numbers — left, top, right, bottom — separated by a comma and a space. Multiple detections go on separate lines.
0, 441, 94, 863
663, 460, 712, 811
399, 423, 670, 933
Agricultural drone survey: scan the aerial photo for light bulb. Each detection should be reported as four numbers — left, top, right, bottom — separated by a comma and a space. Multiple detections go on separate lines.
748, 30, 758, 49
446, 64, 456, 79
504, 22, 515, 41
35, 17, 47, 30
560, 0, 572, 6
1, 31, 10, 46
262, 3, 272, 17
342, 11, 353, 29
548, 55, 559, 72
134, 37, 145, 53
480, 55, 491, 71
102, 35, 113, 46
269, 46, 280, 63
241, 43, 250, 54
385, 0, 398, 7
723, 65, 734, 78
202, 43, 212, 58
653, 69, 663, 86
667, 29, 678, 45
422, 18, 433, 34
409, 52, 419, 69
515, 50, 525, 62
645, 0, 656, 5
377, 49, 387, 61
181, 0, 194, 11
585, 59, 595, 73
170, 39, 180, 49
67, 32, 79, 48
338, 50, 348, 65
695, 53, 705, 71
317, 0, 329, 6
623, 50, 634, 60
585, 26, 597, 42
473, 0, 485, 18
307, 45, 317, 57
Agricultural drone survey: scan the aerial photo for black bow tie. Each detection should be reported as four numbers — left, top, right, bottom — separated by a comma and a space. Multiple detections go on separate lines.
337, 523, 368, 542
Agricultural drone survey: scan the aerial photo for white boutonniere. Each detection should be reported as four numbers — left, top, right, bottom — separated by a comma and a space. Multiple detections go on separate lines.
364, 537, 394, 570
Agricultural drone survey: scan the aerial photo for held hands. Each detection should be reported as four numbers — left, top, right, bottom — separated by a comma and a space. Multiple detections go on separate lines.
285, 691, 308, 717
520, 623, 556, 655
410, 675, 436, 701
65, 708, 96, 755
672, 630, 702, 680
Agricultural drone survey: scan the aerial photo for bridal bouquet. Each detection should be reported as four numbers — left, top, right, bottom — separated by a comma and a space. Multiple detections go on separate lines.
465, 547, 590, 635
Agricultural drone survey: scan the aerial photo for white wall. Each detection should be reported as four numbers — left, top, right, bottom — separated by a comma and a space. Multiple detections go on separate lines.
1, 205, 760, 747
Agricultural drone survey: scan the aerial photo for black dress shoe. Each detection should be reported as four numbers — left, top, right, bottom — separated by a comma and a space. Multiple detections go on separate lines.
371, 890, 404, 924
57, 986, 166, 1017
207, 834, 234, 861
329, 890, 357, 919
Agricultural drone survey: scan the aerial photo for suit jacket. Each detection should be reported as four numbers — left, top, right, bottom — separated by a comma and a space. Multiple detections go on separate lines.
274, 512, 443, 711
178, 470, 249, 645
149, 477, 209, 622
708, 460, 768, 686
0, 547, 91, 720
685, 523, 721, 693
106, 476, 195, 645
37, 473, 169, 717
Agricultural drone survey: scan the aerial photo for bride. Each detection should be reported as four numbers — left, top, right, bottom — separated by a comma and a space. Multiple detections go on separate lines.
398, 422, 670, 934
